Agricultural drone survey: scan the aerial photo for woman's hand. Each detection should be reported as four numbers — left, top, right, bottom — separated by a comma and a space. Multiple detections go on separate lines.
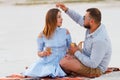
38, 51, 51, 57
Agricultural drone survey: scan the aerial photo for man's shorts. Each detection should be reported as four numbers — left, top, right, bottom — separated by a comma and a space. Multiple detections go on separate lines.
76, 59, 103, 78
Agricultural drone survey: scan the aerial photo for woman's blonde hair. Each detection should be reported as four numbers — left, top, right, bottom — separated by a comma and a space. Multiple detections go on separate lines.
43, 8, 60, 39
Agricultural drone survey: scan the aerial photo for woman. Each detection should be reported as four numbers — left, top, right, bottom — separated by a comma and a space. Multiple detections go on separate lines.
22, 8, 72, 78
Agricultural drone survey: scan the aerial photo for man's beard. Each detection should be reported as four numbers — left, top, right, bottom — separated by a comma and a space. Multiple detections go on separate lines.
84, 24, 91, 29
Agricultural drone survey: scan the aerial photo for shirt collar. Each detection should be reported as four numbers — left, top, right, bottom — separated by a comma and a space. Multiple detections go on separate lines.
86, 24, 104, 38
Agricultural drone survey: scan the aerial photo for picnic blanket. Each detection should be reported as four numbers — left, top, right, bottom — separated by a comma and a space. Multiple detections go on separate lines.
0, 67, 120, 80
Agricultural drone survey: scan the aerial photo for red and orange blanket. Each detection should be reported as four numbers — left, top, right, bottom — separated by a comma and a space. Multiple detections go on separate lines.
0, 67, 120, 80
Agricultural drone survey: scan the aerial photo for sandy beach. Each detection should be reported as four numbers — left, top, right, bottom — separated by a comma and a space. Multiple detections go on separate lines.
0, 1, 120, 79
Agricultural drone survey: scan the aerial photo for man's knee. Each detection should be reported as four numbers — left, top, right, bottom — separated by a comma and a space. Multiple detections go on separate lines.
60, 58, 67, 68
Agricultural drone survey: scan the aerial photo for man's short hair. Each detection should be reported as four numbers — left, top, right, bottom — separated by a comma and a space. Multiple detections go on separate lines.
86, 8, 101, 23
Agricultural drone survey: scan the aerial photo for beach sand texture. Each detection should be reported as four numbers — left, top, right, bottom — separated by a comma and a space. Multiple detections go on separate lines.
0, 1, 120, 79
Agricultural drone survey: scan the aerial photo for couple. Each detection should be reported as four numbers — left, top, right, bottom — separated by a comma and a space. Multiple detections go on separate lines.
22, 3, 112, 78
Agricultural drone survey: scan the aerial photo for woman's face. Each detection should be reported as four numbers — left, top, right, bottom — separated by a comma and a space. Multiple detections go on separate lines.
56, 11, 63, 27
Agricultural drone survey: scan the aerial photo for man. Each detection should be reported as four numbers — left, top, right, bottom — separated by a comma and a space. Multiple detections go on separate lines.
56, 3, 112, 78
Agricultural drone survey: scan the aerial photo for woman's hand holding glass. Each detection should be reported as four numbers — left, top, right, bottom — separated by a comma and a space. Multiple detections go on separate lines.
38, 47, 52, 57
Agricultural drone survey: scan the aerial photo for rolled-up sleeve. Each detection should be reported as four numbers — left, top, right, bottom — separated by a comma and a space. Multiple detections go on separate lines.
74, 40, 107, 68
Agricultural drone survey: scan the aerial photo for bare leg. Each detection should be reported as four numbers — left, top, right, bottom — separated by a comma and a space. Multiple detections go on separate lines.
60, 54, 102, 77
60, 54, 81, 73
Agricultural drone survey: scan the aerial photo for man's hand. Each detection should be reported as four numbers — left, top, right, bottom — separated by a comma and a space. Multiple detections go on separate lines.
78, 41, 84, 52
56, 3, 68, 12
69, 44, 79, 55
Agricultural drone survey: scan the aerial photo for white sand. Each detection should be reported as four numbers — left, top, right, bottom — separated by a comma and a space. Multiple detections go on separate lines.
93, 71, 120, 80
0, 1, 120, 79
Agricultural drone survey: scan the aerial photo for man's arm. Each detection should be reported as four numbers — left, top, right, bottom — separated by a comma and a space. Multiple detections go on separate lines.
66, 9, 84, 27
56, 3, 84, 26
74, 40, 107, 68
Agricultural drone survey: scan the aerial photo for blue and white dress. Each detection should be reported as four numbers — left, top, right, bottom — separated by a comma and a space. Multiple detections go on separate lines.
22, 27, 71, 77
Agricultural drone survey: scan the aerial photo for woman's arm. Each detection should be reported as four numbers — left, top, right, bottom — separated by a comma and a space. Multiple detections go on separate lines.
37, 33, 51, 57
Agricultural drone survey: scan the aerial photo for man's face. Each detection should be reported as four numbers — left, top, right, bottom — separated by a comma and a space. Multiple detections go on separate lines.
83, 12, 91, 29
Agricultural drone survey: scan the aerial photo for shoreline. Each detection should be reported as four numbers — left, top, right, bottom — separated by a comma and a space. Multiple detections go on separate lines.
0, 0, 119, 6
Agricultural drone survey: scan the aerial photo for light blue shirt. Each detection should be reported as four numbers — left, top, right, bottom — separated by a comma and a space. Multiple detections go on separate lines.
66, 9, 112, 72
